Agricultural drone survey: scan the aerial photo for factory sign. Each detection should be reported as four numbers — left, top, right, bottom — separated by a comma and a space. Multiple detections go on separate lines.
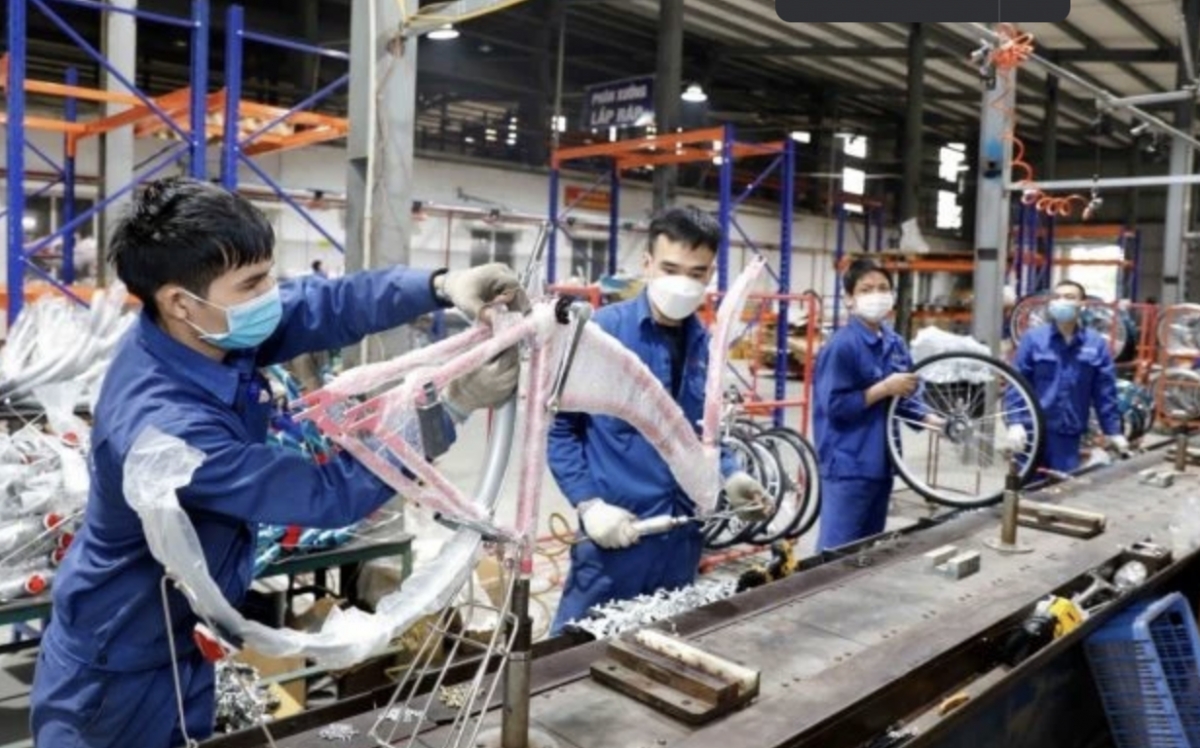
583, 76, 655, 130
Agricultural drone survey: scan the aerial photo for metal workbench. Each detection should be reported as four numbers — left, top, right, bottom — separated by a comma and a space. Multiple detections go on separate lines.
206, 451, 1197, 748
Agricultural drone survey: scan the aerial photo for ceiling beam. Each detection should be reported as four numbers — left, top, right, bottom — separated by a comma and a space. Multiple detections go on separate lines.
1054, 19, 1163, 92
1093, 0, 1173, 49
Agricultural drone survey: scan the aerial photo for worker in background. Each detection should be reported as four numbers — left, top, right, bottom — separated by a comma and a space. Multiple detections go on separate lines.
812, 259, 944, 552
1004, 279, 1127, 475
547, 206, 770, 634
311, 259, 328, 278
30, 177, 524, 748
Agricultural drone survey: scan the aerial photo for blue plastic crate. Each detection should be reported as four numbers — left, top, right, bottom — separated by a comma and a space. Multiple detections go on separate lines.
1086, 592, 1200, 748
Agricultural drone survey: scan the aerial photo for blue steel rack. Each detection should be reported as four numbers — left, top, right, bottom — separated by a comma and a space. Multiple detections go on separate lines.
547, 124, 797, 427
5, 0, 210, 323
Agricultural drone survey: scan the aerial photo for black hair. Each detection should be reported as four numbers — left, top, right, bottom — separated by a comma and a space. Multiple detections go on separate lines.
843, 258, 892, 295
108, 177, 274, 319
1055, 279, 1087, 298
647, 206, 721, 255
311, 260, 323, 272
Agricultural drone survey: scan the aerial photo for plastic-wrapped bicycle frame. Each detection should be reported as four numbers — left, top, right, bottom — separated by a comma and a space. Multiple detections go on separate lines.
123, 258, 767, 670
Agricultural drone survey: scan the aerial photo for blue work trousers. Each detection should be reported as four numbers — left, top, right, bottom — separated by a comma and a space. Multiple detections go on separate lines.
816, 477, 893, 553
1037, 431, 1085, 476
31, 633, 215, 748
551, 524, 703, 635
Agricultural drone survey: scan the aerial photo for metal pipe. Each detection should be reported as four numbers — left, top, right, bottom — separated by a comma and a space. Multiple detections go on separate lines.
8, 0, 27, 324
240, 157, 346, 252
25, 140, 64, 177
1176, 429, 1189, 472
62, 66, 77, 284
1107, 89, 1196, 107
189, 0, 209, 180
45, 0, 196, 27
717, 124, 734, 293
833, 203, 846, 328
500, 576, 532, 748
775, 138, 794, 428
1010, 173, 1200, 191
546, 168, 559, 284
953, 21, 1200, 151
221, 5, 244, 190
551, 7, 565, 151
900, 22, 925, 223
241, 29, 351, 60
730, 153, 783, 212
999, 470, 1020, 546
607, 162, 619, 276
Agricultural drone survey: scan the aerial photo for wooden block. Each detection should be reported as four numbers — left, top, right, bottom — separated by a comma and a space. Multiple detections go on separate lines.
591, 658, 755, 725
606, 638, 738, 707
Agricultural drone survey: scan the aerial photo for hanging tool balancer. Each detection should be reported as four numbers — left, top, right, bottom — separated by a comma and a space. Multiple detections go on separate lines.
736, 541, 799, 592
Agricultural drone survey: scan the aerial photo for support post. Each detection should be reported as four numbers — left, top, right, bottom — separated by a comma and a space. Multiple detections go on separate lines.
98, 0, 138, 288
500, 577, 532, 748
775, 140, 795, 427
608, 163, 620, 276
833, 203, 846, 328
63, 67, 78, 285
1041, 75, 1059, 182
971, 59, 1015, 355
189, 0, 209, 179
716, 124, 734, 293
346, 0, 418, 364
222, 5, 244, 190
652, 0, 683, 211
547, 167, 559, 284
900, 23, 925, 225
1162, 0, 1200, 304
7, 0, 27, 323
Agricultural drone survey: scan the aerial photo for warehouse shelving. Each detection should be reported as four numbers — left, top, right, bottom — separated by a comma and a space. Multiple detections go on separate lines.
547, 125, 804, 429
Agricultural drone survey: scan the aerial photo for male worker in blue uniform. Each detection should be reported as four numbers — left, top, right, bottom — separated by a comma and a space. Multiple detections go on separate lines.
812, 259, 942, 552
30, 177, 523, 748
1004, 279, 1127, 474
546, 206, 769, 633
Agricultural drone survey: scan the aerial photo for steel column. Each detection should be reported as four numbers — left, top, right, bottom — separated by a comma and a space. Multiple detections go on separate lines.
899, 23, 925, 224
607, 163, 620, 276
98, 0, 138, 287
7, 0, 27, 322
547, 168, 559, 283
652, 0, 683, 211
775, 140, 795, 427
971, 60, 1015, 355
62, 66, 78, 284
833, 204, 846, 328
1041, 75, 1059, 182
189, 0, 209, 179
1161, 0, 1200, 304
716, 124, 734, 293
222, 5, 244, 190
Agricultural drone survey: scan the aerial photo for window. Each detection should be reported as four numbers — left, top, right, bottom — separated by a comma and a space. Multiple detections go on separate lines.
939, 143, 967, 183
841, 134, 868, 159
936, 190, 963, 230
469, 229, 516, 268
1055, 244, 1123, 302
571, 238, 608, 282
842, 167, 866, 196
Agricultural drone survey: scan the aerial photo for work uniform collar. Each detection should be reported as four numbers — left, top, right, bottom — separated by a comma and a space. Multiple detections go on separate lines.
1050, 323, 1085, 348
848, 315, 889, 347
136, 312, 242, 406
636, 288, 706, 348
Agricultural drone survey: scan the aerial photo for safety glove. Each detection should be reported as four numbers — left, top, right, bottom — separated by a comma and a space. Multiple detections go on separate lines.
579, 499, 640, 549
435, 263, 530, 320
723, 471, 772, 522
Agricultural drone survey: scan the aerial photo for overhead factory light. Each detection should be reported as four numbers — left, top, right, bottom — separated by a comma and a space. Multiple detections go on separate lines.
21, 215, 36, 231
428, 24, 460, 40
790, 130, 812, 143
681, 84, 708, 103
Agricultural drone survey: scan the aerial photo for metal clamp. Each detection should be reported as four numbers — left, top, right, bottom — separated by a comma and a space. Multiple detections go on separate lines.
546, 299, 592, 414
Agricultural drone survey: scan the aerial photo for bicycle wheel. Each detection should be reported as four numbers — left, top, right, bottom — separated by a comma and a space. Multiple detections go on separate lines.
703, 434, 783, 549
745, 429, 808, 545
887, 352, 1044, 507
754, 426, 821, 541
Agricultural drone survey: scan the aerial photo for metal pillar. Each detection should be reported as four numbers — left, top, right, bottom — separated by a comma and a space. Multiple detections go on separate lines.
716, 124, 734, 293
62, 67, 78, 285
346, 0, 419, 364
608, 164, 620, 276
1041, 75, 1059, 182
99, 0, 138, 286
899, 23, 925, 224
189, 0, 209, 179
547, 168, 559, 283
652, 0, 683, 211
1161, 0, 1200, 304
971, 62, 1015, 355
833, 203, 846, 328
7, 0, 27, 319
775, 140, 795, 427
222, 5, 244, 190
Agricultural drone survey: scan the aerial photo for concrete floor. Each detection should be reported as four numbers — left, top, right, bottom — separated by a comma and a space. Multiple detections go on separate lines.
0, 371, 943, 747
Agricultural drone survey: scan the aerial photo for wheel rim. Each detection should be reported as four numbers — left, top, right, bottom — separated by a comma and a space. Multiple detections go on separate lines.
887, 352, 1043, 507
1157, 304, 1200, 355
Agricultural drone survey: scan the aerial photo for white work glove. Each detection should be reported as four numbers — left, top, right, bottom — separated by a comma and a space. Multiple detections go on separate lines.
1004, 424, 1028, 452
436, 263, 529, 320
723, 471, 772, 522
579, 499, 639, 550
1108, 434, 1131, 455
443, 346, 520, 421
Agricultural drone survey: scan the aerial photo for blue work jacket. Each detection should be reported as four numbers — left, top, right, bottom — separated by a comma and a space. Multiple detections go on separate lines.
46, 268, 446, 673
812, 317, 926, 481
1010, 323, 1121, 437
547, 291, 734, 518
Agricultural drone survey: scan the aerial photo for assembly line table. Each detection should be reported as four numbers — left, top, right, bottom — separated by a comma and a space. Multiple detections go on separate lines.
0, 533, 413, 651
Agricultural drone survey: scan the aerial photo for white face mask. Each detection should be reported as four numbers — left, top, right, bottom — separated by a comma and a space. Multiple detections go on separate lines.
648, 275, 707, 321
854, 291, 894, 323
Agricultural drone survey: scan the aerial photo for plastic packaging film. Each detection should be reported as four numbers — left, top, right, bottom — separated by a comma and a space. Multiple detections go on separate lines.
702, 257, 767, 443
910, 327, 994, 384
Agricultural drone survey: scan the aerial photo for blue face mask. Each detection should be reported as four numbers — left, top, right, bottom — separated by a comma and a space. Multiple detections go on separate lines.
187, 285, 283, 350
1047, 298, 1080, 324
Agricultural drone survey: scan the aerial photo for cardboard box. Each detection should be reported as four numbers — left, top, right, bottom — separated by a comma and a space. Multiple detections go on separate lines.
236, 647, 307, 710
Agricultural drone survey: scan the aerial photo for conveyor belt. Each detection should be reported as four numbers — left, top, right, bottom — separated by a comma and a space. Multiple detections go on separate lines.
206, 451, 1194, 748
